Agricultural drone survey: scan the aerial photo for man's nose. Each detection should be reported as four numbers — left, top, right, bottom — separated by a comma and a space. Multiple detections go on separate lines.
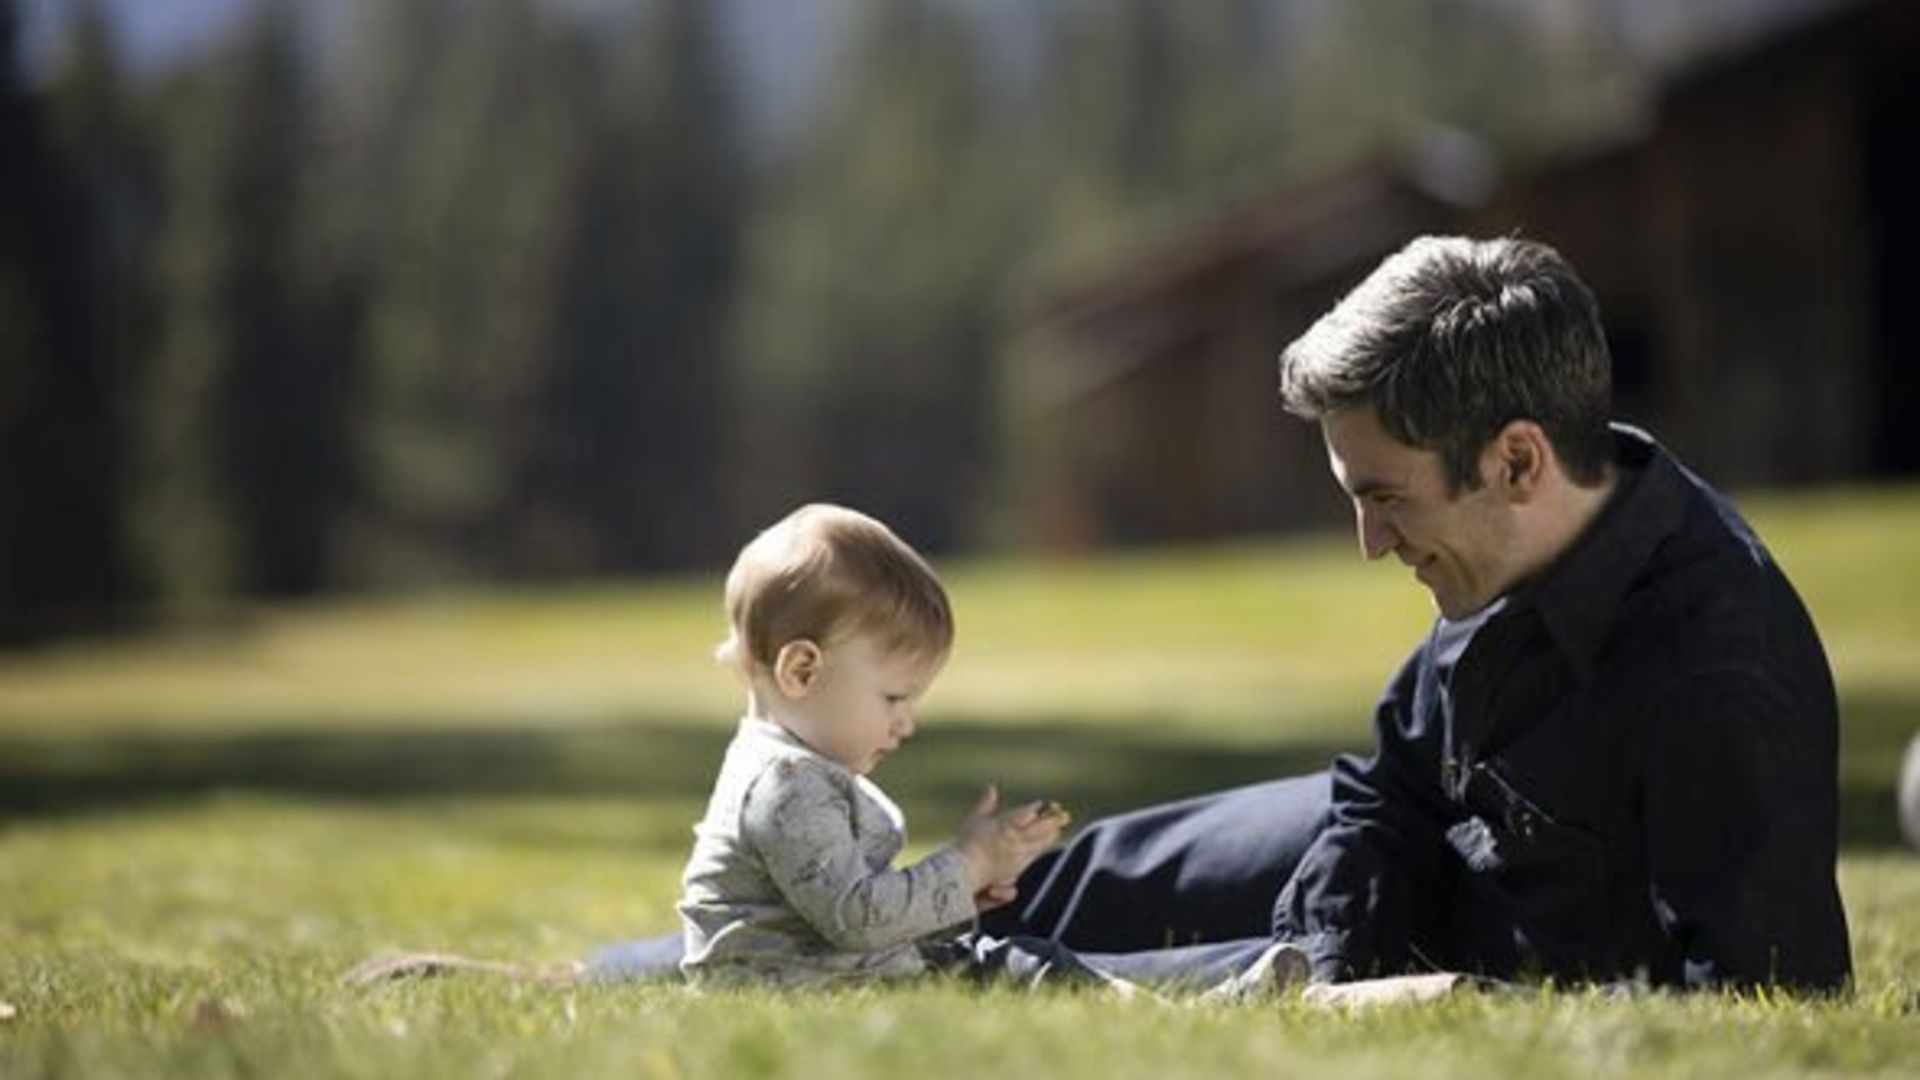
1356, 504, 1396, 561
895, 711, 916, 739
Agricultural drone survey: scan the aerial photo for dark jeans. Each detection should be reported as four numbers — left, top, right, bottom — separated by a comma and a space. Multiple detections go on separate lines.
979, 772, 1331, 950
581, 771, 1332, 984
930, 932, 1295, 992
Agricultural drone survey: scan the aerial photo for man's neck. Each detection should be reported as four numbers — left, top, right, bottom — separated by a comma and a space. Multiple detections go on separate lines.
1531, 464, 1620, 579
1496, 464, 1620, 605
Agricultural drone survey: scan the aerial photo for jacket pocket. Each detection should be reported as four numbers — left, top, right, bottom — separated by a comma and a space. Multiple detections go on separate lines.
1446, 761, 1620, 977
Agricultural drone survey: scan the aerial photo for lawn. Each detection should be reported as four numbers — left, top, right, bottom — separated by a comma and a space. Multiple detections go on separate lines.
3, 485, 1920, 1077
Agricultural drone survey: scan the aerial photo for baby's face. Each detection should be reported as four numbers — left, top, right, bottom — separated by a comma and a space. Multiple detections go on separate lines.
785, 635, 944, 775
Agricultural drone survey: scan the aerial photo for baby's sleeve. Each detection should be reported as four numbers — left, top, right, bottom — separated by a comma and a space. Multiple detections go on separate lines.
739, 759, 976, 952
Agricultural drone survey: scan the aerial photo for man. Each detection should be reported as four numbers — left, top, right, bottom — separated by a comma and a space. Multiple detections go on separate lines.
983, 235, 1852, 991
367, 235, 1850, 992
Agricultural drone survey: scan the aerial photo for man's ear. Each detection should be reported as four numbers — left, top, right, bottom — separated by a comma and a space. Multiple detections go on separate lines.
773, 640, 824, 698
1491, 420, 1552, 501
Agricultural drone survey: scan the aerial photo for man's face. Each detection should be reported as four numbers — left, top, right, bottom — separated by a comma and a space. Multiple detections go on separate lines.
1320, 405, 1520, 620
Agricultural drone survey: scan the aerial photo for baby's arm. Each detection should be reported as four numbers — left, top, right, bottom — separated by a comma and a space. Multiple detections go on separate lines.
741, 760, 976, 953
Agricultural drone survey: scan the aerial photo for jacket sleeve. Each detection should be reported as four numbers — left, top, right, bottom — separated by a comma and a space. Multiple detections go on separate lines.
1640, 669, 1851, 990
739, 758, 977, 953
1643, 668, 1850, 991
1272, 656, 1457, 981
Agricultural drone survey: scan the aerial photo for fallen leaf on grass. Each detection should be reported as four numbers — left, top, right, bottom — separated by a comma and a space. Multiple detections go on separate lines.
188, 997, 245, 1033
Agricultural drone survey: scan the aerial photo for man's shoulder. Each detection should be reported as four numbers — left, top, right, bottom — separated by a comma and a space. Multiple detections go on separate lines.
1637, 469, 1785, 612
1612, 453, 1827, 688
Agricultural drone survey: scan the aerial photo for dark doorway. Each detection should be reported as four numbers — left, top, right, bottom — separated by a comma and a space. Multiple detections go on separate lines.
1865, 15, 1920, 474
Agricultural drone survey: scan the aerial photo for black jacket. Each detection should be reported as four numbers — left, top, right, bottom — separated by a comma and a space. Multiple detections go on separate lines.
1273, 426, 1852, 990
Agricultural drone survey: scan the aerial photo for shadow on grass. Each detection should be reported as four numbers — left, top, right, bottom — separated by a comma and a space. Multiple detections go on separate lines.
2, 686, 1913, 849
0, 715, 1349, 833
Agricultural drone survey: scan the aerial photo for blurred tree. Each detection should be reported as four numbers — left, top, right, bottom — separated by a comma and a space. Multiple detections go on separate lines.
337, 0, 586, 585
330, 0, 741, 582
986, 0, 1296, 548
1279, 0, 1635, 171
0, 0, 142, 640
222, 1, 347, 599
1011, 0, 1635, 278
1012, 0, 1292, 278
532, 0, 740, 574
131, 0, 322, 612
0, 0, 1659, 643
1044, 0, 1286, 199
728, 0, 1015, 551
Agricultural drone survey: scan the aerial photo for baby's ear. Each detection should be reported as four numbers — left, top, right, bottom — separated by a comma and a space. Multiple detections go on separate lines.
773, 640, 824, 697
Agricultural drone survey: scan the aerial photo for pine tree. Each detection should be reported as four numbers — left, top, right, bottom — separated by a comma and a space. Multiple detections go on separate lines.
728, 0, 1015, 550
532, 0, 741, 574
339, 0, 588, 585
0, 0, 142, 639
131, 0, 316, 612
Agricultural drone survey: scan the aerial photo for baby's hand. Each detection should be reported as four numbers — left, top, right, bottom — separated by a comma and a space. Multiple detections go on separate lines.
973, 881, 1018, 913
953, 785, 1072, 890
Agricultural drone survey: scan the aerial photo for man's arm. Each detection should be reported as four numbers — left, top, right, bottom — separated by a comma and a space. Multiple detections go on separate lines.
1273, 661, 1457, 981
740, 760, 976, 953
1641, 670, 1851, 991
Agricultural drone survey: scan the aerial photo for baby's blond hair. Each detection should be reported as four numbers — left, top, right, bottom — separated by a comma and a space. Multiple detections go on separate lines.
717, 504, 953, 674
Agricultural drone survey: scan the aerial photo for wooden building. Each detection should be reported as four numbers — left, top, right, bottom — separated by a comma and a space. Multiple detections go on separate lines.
1019, 0, 1918, 549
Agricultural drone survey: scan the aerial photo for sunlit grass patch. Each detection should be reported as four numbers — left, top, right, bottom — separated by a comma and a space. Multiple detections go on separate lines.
3, 485, 1920, 1076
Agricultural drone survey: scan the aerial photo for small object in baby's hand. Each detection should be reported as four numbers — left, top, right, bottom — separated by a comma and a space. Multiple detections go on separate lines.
1035, 799, 1070, 821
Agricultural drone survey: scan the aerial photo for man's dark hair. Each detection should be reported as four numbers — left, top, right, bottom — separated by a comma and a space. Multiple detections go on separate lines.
1277, 235, 1614, 491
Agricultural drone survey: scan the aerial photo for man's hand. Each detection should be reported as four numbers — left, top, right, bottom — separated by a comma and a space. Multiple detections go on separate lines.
1301, 972, 1494, 1008
953, 785, 1071, 893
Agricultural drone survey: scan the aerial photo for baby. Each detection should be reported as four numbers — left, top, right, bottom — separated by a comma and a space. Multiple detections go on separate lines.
678, 503, 1083, 987
346, 502, 1306, 995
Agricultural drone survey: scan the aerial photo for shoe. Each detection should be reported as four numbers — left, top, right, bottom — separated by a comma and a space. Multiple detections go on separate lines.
1200, 940, 1312, 1002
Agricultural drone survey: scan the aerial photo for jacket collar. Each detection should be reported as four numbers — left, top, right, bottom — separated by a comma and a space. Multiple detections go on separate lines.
1518, 424, 1689, 682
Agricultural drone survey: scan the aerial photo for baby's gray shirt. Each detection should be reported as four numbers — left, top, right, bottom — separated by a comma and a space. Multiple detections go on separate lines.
678, 717, 976, 986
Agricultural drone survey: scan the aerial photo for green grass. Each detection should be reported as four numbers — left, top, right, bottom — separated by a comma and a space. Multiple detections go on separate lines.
4, 484, 1920, 1077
